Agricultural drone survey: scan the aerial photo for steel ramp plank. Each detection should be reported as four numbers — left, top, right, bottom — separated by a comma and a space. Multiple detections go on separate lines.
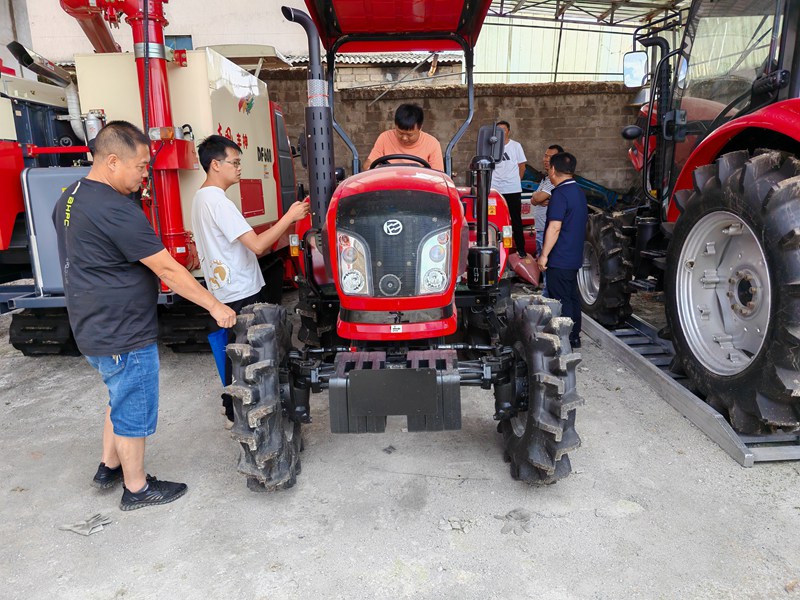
582, 313, 755, 467
647, 357, 674, 366
749, 446, 800, 462
586, 312, 800, 465
633, 346, 670, 356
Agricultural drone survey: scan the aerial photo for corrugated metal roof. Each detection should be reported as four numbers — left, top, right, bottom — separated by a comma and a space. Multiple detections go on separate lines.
489, 0, 691, 28
285, 51, 464, 65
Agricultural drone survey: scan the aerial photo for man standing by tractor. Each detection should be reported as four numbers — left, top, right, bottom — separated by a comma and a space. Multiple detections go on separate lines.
493, 120, 529, 258
530, 144, 564, 257
365, 103, 444, 171
53, 121, 237, 510
191, 135, 309, 422
537, 151, 588, 349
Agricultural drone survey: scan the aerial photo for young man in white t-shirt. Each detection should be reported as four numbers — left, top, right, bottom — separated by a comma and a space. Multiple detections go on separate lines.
492, 121, 528, 257
191, 135, 308, 420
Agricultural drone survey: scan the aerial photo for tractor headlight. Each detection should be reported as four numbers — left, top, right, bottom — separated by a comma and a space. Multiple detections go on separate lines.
417, 227, 451, 294
338, 230, 371, 295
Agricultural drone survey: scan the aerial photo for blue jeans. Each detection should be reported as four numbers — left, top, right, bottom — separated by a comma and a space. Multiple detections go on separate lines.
86, 343, 160, 437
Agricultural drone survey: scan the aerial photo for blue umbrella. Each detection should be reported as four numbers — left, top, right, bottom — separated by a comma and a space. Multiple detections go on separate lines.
207, 328, 229, 385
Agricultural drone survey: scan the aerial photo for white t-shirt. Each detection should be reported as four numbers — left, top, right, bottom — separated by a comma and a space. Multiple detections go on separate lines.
533, 177, 555, 232
492, 139, 527, 194
191, 186, 264, 304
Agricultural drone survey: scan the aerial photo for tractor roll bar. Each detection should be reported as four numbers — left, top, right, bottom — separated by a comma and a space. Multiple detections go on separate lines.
328, 33, 475, 178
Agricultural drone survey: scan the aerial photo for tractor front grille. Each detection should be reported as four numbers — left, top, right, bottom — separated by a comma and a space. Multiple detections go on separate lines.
336, 189, 451, 297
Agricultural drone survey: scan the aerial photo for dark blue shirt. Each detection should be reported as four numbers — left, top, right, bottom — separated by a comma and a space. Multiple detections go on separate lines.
545, 178, 588, 270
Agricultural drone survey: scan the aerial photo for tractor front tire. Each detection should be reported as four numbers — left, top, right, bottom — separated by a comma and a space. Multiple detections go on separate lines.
224, 304, 303, 491
497, 295, 583, 484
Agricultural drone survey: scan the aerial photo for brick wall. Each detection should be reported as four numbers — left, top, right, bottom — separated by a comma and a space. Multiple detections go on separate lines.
264, 68, 641, 192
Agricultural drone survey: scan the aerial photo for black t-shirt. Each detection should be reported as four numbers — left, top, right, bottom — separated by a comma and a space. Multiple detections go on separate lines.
545, 179, 588, 270
53, 178, 165, 356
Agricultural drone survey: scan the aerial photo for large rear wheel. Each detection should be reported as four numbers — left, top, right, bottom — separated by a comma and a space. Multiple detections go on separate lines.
666, 150, 800, 432
496, 295, 583, 484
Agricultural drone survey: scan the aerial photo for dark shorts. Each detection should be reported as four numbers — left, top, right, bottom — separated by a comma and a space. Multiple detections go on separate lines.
85, 343, 160, 438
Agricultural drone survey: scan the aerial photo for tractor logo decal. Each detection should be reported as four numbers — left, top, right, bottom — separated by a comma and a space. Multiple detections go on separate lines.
238, 94, 255, 115
383, 219, 403, 235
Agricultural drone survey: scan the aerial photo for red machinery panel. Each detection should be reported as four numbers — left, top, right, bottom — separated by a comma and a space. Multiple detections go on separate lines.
0, 141, 25, 251
240, 179, 265, 218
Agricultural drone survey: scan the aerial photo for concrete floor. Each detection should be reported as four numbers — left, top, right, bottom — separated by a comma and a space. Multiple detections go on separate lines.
1, 303, 799, 600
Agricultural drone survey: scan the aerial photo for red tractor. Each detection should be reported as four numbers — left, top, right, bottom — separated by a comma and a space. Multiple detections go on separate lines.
222, 0, 583, 491
579, 0, 800, 433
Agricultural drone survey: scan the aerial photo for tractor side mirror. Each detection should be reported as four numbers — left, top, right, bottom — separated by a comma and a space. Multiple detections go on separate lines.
297, 131, 308, 168
623, 51, 648, 88
621, 125, 643, 140
476, 124, 504, 163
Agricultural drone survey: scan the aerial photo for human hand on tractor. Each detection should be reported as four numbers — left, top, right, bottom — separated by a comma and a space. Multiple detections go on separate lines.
286, 200, 310, 222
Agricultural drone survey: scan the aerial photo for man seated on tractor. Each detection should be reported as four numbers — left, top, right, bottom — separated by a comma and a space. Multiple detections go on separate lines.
364, 103, 444, 171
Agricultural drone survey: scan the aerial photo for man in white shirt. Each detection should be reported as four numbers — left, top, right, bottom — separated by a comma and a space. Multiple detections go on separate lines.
531, 144, 564, 256
492, 121, 528, 257
191, 135, 309, 420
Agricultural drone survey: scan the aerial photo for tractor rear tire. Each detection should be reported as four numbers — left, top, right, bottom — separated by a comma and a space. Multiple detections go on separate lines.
578, 212, 633, 327
223, 303, 303, 491
666, 150, 800, 432
497, 295, 583, 484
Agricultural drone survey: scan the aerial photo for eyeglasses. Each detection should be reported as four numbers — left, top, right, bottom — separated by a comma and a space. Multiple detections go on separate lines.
219, 159, 242, 168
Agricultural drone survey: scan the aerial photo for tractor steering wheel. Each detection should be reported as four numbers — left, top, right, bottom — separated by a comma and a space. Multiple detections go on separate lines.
369, 154, 431, 169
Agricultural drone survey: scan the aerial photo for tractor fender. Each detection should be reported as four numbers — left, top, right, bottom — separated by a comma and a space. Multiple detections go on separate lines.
666, 98, 800, 222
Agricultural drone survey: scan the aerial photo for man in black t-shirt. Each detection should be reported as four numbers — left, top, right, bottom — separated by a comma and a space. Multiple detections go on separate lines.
537, 152, 588, 349
54, 121, 236, 511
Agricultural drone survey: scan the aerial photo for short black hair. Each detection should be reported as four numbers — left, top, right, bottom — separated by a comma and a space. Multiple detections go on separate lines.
198, 135, 242, 173
394, 104, 424, 130
548, 144, 565, 153
496, 120, 510, 131
93, 120, 149, 159
550, 151, 577, 175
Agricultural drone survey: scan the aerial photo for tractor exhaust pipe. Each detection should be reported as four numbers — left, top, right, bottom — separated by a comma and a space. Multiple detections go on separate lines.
282, 6, 336, 230
467, 156, 499, 290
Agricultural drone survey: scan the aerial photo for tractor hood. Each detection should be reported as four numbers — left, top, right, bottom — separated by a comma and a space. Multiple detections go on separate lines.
302, 0, 493, 52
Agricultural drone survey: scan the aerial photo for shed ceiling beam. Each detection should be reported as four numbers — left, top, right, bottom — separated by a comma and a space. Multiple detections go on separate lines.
556, 0, 576, 18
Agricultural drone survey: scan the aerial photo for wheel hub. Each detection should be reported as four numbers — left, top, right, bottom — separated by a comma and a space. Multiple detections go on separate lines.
727, 269, 761, 318
578, 241, 600, 305
675, 211, 770, 376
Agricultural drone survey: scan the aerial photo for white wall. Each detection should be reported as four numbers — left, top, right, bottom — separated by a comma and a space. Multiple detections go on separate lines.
23, 0, 309, 62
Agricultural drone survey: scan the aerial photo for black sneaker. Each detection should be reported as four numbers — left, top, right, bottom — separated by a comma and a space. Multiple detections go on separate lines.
92, 462, 123, 489
570, 338, 582, 349
120, 476, 188, 511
